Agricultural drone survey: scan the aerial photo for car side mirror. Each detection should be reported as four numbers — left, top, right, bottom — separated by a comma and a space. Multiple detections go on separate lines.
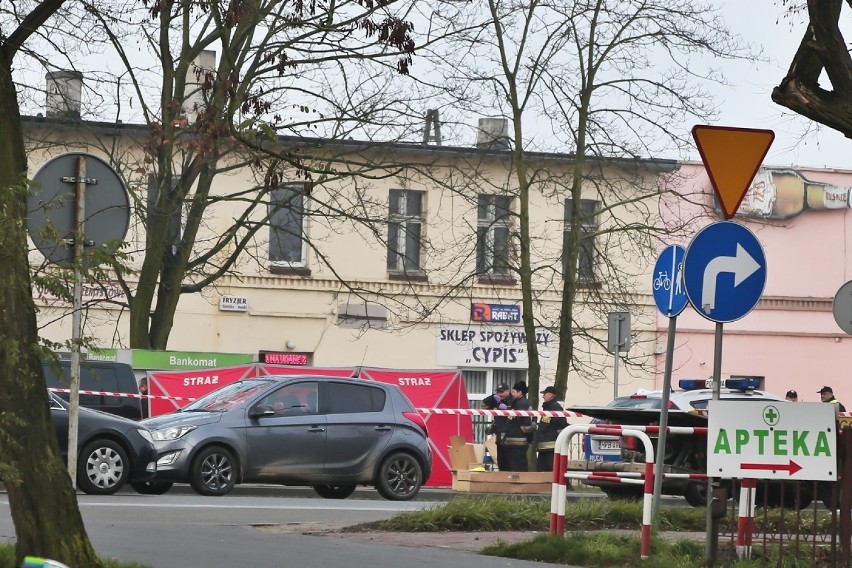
249, 405, 275, 418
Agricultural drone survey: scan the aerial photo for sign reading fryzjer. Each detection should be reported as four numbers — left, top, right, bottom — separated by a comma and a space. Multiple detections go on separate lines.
708, 401, 837, 481
437, 324, 554, 368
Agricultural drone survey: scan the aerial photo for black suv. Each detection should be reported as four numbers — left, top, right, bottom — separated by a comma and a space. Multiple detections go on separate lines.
43, 359, 143, 420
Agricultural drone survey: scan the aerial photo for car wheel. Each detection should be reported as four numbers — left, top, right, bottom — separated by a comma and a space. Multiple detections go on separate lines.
190, 446, 237, 496
313, 485, 357, 499
602, 486, 643, 501
77, 439, 129, 495
375, 452, 423, 501
131, 481, 174, 495
684, 482, 707, 507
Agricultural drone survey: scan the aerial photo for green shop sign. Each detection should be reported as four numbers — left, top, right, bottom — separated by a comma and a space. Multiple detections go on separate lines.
131, 349, 255, 370
87, 348, 118, 361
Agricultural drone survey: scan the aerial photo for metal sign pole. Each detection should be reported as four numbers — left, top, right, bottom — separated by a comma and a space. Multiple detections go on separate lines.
705, 321, 724, 565
66, 156, 87, 487
613, 319, 620, 400
651, 315, 677, 521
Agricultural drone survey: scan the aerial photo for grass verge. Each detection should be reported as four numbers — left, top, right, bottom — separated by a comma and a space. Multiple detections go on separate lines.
0, 545, 150, 568
348, 495, 837, 534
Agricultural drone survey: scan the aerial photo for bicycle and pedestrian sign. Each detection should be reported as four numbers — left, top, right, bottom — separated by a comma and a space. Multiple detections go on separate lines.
682, 221, 766, 323
652, 245, 688, 317
707, 400, 837, 481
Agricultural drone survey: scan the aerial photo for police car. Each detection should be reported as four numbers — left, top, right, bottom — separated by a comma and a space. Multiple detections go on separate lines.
573, 378, 789, 506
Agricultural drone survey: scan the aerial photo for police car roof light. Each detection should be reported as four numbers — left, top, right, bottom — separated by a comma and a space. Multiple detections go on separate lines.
678, 379, 709, 390
724, 377, 760, 391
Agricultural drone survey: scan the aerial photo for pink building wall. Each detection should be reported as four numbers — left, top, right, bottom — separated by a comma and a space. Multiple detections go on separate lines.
656, 163, 852, 406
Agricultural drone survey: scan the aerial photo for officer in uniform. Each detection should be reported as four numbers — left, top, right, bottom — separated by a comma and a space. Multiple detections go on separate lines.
501, 381, 535, 471
818, 385, 847, 412
535, 386, 568, 472
482, 383, 511, 471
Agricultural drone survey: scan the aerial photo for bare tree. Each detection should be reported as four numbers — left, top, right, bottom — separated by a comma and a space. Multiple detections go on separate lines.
773, 0, 852, 137
0, 2, 106, 565
17, 0, 435, 349
429, 0, 748, 403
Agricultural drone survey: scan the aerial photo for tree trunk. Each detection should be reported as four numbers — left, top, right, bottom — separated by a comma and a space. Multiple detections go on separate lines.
0, 57, 102, 568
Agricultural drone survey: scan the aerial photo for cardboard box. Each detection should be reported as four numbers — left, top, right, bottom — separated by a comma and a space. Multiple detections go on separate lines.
455, 471, 552, 483
451, 480, 552, 494
451, 470, 553, 493
448, 435, 478, 472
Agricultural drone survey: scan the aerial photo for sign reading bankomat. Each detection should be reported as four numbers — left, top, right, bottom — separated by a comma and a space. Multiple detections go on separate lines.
708, 400, 837, 481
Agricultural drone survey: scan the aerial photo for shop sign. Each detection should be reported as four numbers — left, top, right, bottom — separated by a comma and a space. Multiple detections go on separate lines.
470, 303, 521, 324
437, 324, 553, 368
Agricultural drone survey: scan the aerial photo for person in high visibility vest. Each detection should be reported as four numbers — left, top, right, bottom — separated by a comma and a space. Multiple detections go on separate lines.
818, 385, 846, 412
535, 386, 568, 472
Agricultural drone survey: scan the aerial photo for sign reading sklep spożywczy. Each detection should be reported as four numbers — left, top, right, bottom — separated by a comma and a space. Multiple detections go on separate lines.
707, 401, 837, 481
436, 324, 553, 368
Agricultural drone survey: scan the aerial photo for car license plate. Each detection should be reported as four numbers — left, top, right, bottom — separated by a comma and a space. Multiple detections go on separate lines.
597, 439, 620, 451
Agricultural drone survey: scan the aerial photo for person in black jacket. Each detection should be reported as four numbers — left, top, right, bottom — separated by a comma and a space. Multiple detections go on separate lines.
482, 383, 511, 471
501, 381, 535, 471
535, 386, 568, 472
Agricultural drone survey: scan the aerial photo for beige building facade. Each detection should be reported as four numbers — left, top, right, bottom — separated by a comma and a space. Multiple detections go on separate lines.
25, 113, 678, 409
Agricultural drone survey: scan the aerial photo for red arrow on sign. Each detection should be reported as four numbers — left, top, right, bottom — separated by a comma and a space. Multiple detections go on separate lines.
740, 459, 802, 476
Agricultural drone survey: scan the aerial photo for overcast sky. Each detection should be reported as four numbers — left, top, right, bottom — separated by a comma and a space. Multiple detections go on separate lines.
708, 1, 850, 170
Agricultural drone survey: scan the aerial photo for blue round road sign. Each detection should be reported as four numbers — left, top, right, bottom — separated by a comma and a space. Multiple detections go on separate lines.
683, 221, 766, 323
652, 244, 688, 317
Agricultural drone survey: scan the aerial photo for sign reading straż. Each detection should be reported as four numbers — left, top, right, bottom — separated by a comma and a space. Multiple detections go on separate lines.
707, 401, 837, 481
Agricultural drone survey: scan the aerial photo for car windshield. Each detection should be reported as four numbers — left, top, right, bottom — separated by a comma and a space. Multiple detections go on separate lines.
181, 380, 270, 413
607, 396, 666, 410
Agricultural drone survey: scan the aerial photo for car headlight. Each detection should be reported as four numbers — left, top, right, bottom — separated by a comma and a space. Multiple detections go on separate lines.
151, 425, 197, 441
137, 429, 155, 444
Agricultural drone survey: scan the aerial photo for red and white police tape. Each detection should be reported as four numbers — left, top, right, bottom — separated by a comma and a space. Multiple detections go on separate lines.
44, 389, 852, 419
47, 389, 589, 415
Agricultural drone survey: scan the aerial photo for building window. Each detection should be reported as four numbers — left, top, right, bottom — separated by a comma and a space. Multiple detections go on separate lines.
476, 195, 513, 276
563, 199, 598, 282
387, 190, 424, 273
270, 183, 307, 267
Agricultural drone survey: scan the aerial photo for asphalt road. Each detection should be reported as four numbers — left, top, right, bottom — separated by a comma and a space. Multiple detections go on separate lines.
0, 487, 567, 568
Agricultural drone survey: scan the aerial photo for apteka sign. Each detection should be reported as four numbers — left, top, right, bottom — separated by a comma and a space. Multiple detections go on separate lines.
707, 401, 837, 481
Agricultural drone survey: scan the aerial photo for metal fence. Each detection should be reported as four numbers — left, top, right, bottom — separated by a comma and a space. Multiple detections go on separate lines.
716, 429, 852, 567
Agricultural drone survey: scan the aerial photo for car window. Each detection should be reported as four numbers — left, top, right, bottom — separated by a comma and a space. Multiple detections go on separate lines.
258, 382, 318, 416
607, 397, 664, 410
182, 380, 270, 412
80, 365, 121, 408
322, 382, 385, 414
48, 392, 64, 410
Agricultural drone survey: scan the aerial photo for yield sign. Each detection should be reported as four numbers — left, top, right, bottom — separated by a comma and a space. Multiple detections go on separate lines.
692, 125, 774, 219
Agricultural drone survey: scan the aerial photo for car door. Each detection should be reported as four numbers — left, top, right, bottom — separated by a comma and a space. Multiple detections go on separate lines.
243, 381, 327, 481
49, 393, 69, 458
321, 381, 393, 476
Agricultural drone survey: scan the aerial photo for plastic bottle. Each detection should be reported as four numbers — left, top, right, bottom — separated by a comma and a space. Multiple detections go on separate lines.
738, 169, 852, 219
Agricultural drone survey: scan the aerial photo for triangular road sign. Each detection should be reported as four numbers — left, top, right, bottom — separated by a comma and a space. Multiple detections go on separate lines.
692, 125, 775, 219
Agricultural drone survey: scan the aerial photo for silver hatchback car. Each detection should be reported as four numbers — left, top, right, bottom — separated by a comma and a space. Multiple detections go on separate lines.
139, 375, 432, 500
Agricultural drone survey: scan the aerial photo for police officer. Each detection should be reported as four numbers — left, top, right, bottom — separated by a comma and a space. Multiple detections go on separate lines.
501, 381, 535, 471
535, 386, 568, 472
482, 383, 511, 471
818, 385, 847, 412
